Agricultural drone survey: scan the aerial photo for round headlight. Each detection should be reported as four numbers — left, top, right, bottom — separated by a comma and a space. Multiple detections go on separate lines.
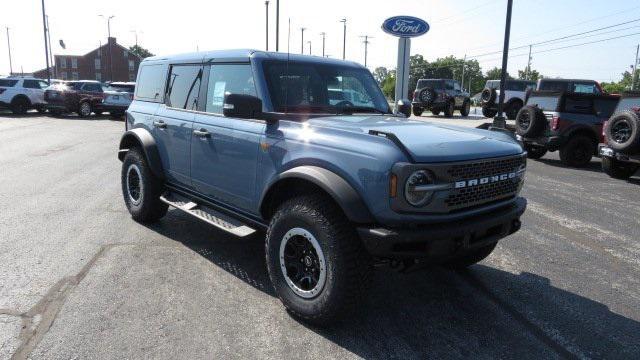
404, 170, 435, 207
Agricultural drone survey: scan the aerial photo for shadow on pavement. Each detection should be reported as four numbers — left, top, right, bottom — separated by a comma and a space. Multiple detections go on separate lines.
146, 209, 640, 359
534, 157, 604, 174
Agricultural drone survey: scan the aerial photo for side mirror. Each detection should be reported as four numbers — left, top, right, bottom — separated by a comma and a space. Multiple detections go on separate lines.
396, 99, 411, 118
223, 93, 262, 119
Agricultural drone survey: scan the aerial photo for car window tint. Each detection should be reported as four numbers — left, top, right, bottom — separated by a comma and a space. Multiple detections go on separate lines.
166, 65, 203, 110
539, 81, 568, 92
0, 79, 18, 87
38, 81, 49, 89
205, 64, 256, 114
417, 80, 443, 89
593, 98, 619, 117
83, 83, 102, 92
445, 81, 454, 90
135, 64, 167, 101
563, 96, 593, 114
527, 96, 560, 111
573, 83, 598, 94
23, 80, 42, 89
506, 81, 527, 91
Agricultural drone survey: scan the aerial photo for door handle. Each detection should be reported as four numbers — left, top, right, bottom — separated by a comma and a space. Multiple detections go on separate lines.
153, 120, 167, 129
193, 129, 210, 138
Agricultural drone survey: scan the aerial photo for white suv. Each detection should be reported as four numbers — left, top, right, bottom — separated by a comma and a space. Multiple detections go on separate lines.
0, 76, 49, 114
480, 79, 535, 119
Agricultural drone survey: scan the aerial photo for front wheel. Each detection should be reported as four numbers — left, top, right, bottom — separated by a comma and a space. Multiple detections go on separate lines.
78, 101, 92, 118
412, 106, 423, 117
444, 101, 455, 118
602, 156, 638, 179
559, 135, 594, 167
266, 195, 370, 324
121, 148, 168, 223
460, 100, 471, 117
431, 109, 441, 116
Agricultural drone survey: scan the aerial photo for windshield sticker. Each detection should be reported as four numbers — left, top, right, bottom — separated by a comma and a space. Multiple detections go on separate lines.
212, 81, 226, 106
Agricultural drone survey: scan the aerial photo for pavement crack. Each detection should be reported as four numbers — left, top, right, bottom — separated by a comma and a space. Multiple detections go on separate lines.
10, 244, 116, 360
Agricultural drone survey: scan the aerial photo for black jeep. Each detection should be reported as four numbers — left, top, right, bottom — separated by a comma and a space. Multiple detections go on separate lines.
515, 91, 619, 167
411, 79, 471, 117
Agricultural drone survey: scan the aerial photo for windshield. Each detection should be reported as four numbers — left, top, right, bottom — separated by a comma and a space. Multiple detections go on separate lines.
416, 79, 443, 90
527, 95, 560, 111
485, 80, 500, 89
263, 60, 390, 114
614, 97, 640, 112
106, 84, 135, 93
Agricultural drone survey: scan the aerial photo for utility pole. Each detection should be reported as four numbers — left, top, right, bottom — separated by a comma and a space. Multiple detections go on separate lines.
130, 30, 141, 47
265, 1, 269, 51
340, 18, 347, 60
99, 15, 115, 82
493, 0, 513, 129
632, 44, 639, 91
300, 27, 306, 54
6, 27, 12, 75
526, 44, 532, 80
461, 54, 466, 91
359, 35, 372, 67
275, 0, 279, 51
40, 0, 51, 82
320, 32, 326, 57
46, 16, 55, 78
307, 40, 311, 55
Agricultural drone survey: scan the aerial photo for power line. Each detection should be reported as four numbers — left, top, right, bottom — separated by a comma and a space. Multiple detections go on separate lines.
530, 31, 640, 55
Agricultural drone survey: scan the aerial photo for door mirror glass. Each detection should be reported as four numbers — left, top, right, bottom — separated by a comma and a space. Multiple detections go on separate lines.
223, 93, 262, 119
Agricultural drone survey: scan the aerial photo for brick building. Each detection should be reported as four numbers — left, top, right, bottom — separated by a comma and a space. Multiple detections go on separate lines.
33, 37, 141, 82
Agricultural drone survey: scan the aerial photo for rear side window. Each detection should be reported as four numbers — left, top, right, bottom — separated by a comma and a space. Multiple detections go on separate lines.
563, 96, 593, 114
205, 64, 256, 114
0, 79, 18, 87
573, 82, 599, 94
135, 64, 167, 102
615, 97, 640, 112
527, 96, 560, 111
165, 65, 202, 110
417, 80, 443, 89
23, 80, 44, 89
445, 81, 454, 90
538, 81, 568, 92
506, 81, 533, 91
593, 98, 619, 117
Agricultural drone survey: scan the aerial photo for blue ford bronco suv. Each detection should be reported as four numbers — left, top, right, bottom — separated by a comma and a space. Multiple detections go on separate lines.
118, 50, 527, 323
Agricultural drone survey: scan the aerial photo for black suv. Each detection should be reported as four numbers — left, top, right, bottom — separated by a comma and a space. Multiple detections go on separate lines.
412, 79, 471, 117
516, 91, 619, 167
599, 92, 640, 179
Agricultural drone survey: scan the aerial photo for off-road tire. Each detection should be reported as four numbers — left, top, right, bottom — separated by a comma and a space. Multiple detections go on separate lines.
431, 109, 441, 116
525, 144, 547, 159
602, 156, 639, 180
418, 88, 436, 106
78, 101, 92, 118
121, 147, 168, 223
506, 101, 523, 120
460, 100, 471, 116
443, 243, 497, 269
559, 135, 595, 167
412, 106, 423, 117
266, 194, 371, 325
605, 110, 640, 154
516, 105, 546, 137
444, 101, 455, 118
10, 97, 30, 115
480, 88, 496, 105
482, 107, 497, 118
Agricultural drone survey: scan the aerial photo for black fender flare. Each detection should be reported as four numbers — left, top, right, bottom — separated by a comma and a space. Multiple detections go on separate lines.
117, 128, 164, 179
260, 166, 374, 224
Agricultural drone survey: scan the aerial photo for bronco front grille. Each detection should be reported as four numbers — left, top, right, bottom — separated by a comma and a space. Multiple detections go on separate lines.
444, 155, 525, 211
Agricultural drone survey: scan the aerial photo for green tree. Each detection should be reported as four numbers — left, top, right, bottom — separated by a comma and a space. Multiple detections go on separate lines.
518, 68, 543, 81
381, 73, 396, 99
485, 67, 512, 81
601, 70, 637, 93
129, 45, 154, 59
373, 66, 390, 85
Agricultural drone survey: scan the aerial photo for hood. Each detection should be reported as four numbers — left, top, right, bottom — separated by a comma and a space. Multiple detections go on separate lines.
306, 115, 523, 163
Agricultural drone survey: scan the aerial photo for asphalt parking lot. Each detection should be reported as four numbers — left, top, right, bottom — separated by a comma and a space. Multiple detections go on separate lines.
1, 112, 639, 359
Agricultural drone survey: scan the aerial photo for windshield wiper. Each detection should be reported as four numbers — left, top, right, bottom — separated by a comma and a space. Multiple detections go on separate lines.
335, 106, 388, 115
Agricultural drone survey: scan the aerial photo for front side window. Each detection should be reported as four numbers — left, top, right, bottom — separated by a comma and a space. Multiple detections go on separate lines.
95, 58, 101, 70
135, 64, 167, 101
263, 60, 389, 114
445, 81, 455, 90
38, 81, 49, 89
165, 64, 202, 110
453, 81, 461, 91
83, 83, 102, 92
71, 58, 78, 69
205, 64, 256, 114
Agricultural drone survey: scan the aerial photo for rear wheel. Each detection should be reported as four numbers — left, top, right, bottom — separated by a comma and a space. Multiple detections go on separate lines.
602, 157, 638, 179
412, 106, 423, 117
121, 148, 168, 223
460, 100, 471, 117
78, 101, 92, 118
482, 107, 497, 118
559, 135, 594, 167
10, 97, 29, 115
444, 243, 497, 269
506, 101, 523, 120
525, 144, 547, 159
431, 109, 441, 116
266, 194, 370, 324
444, 101, 455, 118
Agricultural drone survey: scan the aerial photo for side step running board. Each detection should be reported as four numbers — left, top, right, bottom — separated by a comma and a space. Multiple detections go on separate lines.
160, 193, 256, 237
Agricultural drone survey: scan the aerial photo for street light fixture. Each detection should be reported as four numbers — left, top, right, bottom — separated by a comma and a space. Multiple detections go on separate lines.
99, 14, 115, 82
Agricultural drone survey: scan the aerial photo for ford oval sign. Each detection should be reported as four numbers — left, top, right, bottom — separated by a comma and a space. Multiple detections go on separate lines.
382, 16, 429, 38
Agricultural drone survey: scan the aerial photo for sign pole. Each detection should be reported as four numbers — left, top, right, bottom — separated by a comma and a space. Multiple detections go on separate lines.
394, 37, 411, 114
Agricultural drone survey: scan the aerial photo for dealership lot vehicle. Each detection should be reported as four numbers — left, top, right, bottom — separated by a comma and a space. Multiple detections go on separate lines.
44, 80, 106, 117
102, 82, 135, 118
536, 78, 603, 94
119, 50, 526, 323
0, 76, 49, 114
516, 91, 619, 167
480, 79, 535, 119
411, 78, 471, 117
599, 93, 640, 179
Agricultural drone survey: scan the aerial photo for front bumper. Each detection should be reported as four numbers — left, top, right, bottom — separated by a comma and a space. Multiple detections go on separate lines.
412, 100, 447, 110
599, 144, 640, 163
101, 103, 129, 112
357, 197, 526, 259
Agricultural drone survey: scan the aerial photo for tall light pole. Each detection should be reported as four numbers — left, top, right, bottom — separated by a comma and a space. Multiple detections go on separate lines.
526, 44, 532, 80
307, 40, 311, 55
40, 0, 51, 82
632, 44, 639, 91
320, 32, 326, 57
265, 1, 269, 51
340, 18, 347, 60
300, 27, 306, 54
6, 27, 12, 75
359, 35, 372, 67
46, 16, 55, 78
275, 0, 279, 51
493, 0, 513, 129
460, 54, 466, 91
99, 15, 115, 82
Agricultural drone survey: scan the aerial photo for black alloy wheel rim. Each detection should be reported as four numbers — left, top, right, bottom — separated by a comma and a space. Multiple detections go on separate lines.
611, 120, 631, 144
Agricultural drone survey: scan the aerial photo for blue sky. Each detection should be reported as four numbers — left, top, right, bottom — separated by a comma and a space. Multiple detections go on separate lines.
1, 0, 639, 82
